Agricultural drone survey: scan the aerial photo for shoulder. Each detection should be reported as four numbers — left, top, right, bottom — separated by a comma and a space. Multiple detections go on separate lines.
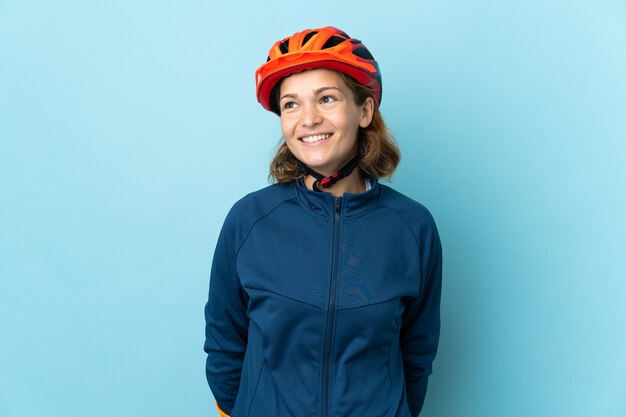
377, 184, 439, 241
222, 182, 297, 238
229, 182, 296, 217
378, 184, 436, 224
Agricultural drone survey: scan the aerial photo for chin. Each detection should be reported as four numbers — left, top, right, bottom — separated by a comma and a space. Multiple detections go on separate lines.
294, 154, 331, 170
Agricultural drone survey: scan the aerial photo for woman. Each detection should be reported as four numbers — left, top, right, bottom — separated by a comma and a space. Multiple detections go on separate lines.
204, 26, 442, 417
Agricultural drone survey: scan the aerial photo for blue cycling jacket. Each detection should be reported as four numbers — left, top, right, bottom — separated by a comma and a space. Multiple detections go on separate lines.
204, 176, 442, 417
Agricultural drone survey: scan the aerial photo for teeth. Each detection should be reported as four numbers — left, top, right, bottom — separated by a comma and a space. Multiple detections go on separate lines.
301, 134, 330, 143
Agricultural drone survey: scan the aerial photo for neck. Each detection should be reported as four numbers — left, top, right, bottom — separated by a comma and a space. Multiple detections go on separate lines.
304, 168, 366, 197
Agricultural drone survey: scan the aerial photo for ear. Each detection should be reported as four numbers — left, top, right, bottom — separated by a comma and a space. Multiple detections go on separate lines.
359, 97, 375, 128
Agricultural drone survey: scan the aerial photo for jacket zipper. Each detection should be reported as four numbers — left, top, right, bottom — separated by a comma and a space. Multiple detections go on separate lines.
322, 196, 342, 417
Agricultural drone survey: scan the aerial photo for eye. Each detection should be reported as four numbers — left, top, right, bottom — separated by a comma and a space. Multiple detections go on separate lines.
321, 95, 337, 104
282, 101, 297, 110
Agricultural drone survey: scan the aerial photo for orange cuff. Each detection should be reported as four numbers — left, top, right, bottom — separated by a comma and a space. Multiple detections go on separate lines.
215, 401, 230, 417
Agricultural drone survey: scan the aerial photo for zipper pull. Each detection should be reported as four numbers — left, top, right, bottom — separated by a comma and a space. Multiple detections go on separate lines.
335, 197, 342, 215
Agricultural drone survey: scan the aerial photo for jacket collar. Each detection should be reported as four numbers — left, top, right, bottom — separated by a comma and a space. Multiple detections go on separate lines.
293, 175, 382, 219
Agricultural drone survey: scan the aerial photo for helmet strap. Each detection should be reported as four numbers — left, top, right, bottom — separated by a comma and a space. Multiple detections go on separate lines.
297, 155, 360, 192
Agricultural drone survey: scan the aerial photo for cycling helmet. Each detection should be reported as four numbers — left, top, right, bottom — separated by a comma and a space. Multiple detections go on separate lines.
256, 26, 382, 114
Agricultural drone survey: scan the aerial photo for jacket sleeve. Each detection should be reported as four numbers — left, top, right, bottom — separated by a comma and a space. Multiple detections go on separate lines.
204, 209, 249, 416
401, 215, 443, 417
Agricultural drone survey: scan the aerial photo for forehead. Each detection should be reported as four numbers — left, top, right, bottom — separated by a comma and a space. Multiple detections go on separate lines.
280, 68, 347, 94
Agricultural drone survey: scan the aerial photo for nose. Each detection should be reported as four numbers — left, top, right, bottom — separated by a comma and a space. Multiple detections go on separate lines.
300, 104, 322, 127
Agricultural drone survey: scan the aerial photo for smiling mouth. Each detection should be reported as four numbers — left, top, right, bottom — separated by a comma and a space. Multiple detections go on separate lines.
300, 133, 332, 143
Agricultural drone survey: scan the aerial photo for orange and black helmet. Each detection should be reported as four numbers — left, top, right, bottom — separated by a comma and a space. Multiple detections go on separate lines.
256, 26, 382, 114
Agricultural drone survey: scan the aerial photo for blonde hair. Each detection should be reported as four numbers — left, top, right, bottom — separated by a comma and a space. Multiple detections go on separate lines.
268, 71, 400, 183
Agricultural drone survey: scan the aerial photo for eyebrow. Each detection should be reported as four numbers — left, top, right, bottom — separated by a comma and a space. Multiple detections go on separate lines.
280, 86, 341, 101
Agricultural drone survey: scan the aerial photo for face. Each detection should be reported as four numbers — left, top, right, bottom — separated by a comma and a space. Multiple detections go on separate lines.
278, 69, 374, 177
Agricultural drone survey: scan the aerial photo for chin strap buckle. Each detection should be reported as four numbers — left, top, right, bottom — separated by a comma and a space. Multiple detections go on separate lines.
301, 156, 359, 193
319, 173, 340, 189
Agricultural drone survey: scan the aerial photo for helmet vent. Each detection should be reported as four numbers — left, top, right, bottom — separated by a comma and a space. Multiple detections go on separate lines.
279, 40, 290, 54
353, 46, 375, 61
302, 31, 318, 46
322, 36, 346, 49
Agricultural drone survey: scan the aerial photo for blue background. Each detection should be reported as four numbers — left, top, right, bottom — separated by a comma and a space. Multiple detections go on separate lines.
1, 1, 625, 416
